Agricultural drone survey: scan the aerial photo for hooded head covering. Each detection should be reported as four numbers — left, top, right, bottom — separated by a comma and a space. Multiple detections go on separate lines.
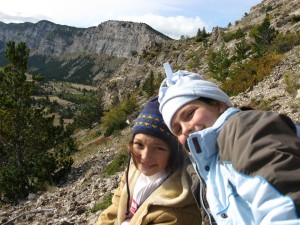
158, 62, 233, 133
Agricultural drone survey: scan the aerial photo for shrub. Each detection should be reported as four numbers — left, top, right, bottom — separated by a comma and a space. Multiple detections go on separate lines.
270, 32, 300, 54
91, 193, 113, 213
222, 28, 245, 42
101, 95, 137, 136
103, 150, 129, 176
222, 54, 282, 96
284, 72, 300, 96
248, 97, 276, 111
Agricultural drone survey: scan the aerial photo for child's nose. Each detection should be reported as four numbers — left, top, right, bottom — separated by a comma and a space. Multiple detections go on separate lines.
140, 147, 151, 161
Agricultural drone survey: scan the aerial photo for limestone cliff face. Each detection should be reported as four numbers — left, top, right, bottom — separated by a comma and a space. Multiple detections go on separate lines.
0, 20, 171, 58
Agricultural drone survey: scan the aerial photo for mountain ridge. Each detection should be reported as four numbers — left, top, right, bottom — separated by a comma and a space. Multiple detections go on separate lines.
0, 19, 171, 58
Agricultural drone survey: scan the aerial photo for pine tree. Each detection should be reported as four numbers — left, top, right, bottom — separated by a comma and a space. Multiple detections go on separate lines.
0, 41, 75, 202
207, 43, 232, 81
143, 71, 155, 97
235, 38, 251, 60
252, 15, 277, 57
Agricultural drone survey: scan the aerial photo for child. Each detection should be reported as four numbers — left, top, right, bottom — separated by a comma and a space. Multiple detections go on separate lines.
158, 63, 300, 225
95, 96, 202, 225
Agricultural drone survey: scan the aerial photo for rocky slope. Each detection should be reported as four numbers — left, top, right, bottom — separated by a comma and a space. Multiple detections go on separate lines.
0, 0, 299, 224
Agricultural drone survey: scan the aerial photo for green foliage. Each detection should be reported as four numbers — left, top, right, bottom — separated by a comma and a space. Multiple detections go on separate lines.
222, 28, 245, 42
142, 71, 155, 97
284, 72, 300, 96
69, 89, 104, 129
233, 38, 251, 61
221, 54, 282, 96
270, 32, 300, 54
28, 54, 126, 85
103, 150, 129, 176
195, 27, 209, 42
91, 193, 113, 213
250, 16, 277, 57
291, 14, 300, 23
248, 97, 276, 111
0, 41, 76, 202
207, 43, 232, 81
101, 94, 137, 136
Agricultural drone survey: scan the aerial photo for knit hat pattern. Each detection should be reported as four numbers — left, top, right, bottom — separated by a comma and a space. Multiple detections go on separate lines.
158, 63, 233, 133
133, 96, 177, 149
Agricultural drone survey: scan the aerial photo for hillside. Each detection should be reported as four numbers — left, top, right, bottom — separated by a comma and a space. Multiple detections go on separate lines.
0, 20, 171, 84
0, 0, 300, 224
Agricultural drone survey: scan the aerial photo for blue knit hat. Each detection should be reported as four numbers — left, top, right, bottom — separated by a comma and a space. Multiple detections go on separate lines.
132, 96, 178, 149
159, 63, 233, 133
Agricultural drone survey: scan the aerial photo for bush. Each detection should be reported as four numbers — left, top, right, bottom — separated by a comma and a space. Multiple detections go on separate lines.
101, 95, 137, 136
91, 193, 113, 213
248, 98, 276, 111
284, 72, 300, 96
104, 150, 129, 176
270, 32, 300, 54
222, 28, 245, 42
222, 54, 282, 96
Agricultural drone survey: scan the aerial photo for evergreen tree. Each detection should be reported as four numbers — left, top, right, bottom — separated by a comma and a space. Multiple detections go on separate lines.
0, 41, 75, 202
207, 43, 232, 81
234, 38, 251, 60
251, 16, 277, 57
72, 89, 104, 129
142, 71, 155, 97
195, 27, 209, 42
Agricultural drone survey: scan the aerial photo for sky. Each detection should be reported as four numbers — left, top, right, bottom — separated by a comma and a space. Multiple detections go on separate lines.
0, 0, 262, 40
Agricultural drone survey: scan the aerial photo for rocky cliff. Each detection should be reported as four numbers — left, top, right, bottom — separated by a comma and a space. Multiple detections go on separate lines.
0, 20, 171, 58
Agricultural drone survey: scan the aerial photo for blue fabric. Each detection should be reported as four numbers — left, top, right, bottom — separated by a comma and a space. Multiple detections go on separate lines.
187, 107, 300, 225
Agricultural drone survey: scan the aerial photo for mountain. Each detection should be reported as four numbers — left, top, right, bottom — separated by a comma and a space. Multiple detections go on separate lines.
0, 20, 171, 58
0, 0, 300, 224
0, 20, 171, 84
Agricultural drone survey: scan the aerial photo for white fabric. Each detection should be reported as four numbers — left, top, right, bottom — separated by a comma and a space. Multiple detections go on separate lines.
121, 170, 169, 225
158, 63, 233, 132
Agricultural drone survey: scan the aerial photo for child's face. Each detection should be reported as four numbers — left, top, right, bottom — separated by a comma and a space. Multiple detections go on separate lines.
171, 100, 226, 145
132, 133, 171, 176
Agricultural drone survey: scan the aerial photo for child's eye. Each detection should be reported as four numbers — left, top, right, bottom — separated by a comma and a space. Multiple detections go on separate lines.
133, 142, 143, 149
155, 146, 167, 151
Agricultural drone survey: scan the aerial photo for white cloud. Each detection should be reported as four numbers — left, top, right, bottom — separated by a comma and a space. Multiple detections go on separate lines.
119, 14, 207, 39
0, 0, 262, 39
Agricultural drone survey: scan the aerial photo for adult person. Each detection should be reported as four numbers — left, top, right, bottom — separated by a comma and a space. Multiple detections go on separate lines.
95, 96, 202, 225
158, 62, 300, 225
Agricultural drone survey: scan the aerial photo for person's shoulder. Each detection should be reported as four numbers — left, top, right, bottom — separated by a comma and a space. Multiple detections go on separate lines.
229, 110, 297, 134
